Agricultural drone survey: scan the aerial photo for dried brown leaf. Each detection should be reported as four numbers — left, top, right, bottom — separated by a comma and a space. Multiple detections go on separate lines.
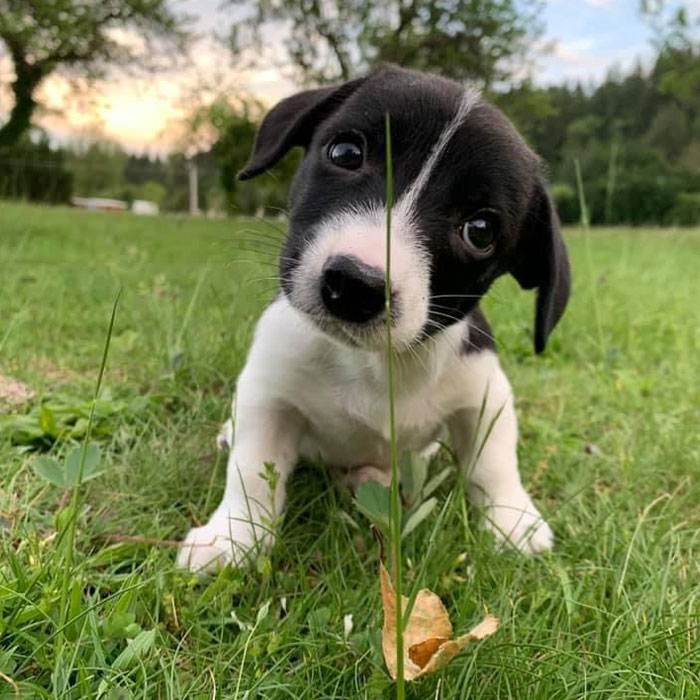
380, 561, 499, 681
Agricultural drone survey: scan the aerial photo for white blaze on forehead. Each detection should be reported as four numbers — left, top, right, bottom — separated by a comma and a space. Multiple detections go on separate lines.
396, 86, 481, 222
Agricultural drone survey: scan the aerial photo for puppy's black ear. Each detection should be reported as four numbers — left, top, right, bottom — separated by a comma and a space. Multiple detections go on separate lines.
510, 177, 571, 354
238, 78, 367, 180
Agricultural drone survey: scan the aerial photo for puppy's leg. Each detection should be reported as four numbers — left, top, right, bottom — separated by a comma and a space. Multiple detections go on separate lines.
448, 356, 553, 554
178, 401, 302, 572
419, 437, 443, 462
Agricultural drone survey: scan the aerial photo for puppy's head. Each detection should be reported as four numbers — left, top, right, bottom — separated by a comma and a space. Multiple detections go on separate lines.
240, 66, 570, 353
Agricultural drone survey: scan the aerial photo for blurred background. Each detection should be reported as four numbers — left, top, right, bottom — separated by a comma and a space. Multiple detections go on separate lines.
0, 0, 698, 225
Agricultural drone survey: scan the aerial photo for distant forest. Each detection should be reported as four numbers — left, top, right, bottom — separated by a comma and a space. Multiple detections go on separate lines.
494, 45, 700, 225
1, 44, 699, 225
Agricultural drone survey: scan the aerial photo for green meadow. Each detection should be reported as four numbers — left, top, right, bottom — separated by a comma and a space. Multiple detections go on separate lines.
1, 201, 699, 698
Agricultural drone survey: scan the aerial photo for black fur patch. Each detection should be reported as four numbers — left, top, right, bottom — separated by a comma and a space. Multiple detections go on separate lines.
463, 308, 496, 354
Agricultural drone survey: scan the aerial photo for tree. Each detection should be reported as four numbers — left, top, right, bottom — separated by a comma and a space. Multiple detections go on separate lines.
490, 80, 556, 150
229, 0, 546, 88
0, 0, 189, 147
180, 95, 300, 214
641, 0, 699, 49
0, 129, 72, 203
66, 138, 128, 198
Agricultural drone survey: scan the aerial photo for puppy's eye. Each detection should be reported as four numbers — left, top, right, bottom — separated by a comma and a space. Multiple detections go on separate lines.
328, 138, 363, 170
461, 215, 498, 257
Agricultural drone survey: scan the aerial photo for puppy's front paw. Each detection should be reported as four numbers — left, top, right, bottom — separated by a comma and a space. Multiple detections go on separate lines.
177, 514, 262, 572
334, 464, 392, 493
483, 496, 553, 555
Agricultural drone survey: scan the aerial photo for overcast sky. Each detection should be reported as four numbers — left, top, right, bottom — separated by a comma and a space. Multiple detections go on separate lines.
2, 0, 691, 153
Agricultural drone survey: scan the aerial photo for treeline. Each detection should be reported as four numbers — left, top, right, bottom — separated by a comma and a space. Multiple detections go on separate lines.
0, 113, 298, 215
495, 45, 700, 225
2, 45, 699, 224
0, 136, 223, 213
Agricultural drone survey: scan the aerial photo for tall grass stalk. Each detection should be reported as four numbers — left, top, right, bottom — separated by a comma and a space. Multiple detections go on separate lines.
574, 158, 590, 230
384, 112, 405, 698
55, 290, 120, 653
574, 158, 605, 354
604, 139, 619, 224
174, 267, 208, 352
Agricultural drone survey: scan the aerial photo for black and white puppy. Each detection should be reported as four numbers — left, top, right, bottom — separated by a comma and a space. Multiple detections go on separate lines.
178, 66, 570, 572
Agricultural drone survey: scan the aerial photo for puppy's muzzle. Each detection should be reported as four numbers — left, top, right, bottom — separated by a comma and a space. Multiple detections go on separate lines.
321, 254, 386, 324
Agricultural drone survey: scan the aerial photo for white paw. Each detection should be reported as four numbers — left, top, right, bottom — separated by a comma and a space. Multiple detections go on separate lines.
483, 496, 553, 555
216, 419, 233, 452
176, 512, 264, 572
336, 464, 392, 492
419, 440, 442, 462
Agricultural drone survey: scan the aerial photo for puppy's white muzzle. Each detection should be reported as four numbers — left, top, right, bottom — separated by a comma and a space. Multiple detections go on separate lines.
288, 204, 429, 350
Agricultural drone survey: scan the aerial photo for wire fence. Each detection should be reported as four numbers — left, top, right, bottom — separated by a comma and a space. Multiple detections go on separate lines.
0, 154, 220, 214
0, 149, 295, 218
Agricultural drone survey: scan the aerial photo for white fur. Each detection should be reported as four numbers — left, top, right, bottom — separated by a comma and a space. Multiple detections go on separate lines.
177, 298, 552, 571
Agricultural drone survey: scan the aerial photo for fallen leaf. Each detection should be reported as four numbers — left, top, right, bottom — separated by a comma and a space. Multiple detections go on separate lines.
380, 561, 498, 681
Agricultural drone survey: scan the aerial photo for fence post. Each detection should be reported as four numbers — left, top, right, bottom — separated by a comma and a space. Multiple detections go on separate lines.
188, 160, 199, 216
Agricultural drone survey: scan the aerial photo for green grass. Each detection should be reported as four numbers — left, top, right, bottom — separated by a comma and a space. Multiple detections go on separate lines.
1, 200, 699, 699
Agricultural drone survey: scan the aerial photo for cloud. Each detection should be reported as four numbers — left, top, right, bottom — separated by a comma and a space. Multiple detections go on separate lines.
6, 33, 296, 154
541, 39, 652, 85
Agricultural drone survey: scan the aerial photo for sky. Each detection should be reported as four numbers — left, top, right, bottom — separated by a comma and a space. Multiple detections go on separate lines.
543, 0, 654, 83
0, 0, 689, 154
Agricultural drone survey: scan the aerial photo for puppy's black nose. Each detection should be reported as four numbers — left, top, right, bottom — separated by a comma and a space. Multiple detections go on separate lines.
321, 255, 386, 323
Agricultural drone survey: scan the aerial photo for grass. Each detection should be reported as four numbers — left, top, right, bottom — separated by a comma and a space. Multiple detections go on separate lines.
1, 200, 700, 698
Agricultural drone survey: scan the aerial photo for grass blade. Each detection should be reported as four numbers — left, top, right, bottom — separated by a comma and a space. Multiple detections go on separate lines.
385, 112, 405, 697
55, 289, 121, 657
574, 157, 605, 354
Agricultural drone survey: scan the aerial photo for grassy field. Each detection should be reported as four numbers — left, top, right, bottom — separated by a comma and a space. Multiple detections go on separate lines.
1, 200, 699, 699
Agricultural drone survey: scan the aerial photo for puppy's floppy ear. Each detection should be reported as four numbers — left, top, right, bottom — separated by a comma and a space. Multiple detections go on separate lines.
510, 176, 571, 354
238, 78, 367, 180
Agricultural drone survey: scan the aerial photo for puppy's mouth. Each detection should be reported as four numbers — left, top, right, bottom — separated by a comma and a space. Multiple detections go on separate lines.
311, 314, 389, 350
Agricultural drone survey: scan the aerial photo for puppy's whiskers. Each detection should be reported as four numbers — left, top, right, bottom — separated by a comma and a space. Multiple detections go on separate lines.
424, 320, 466, 356
467, 322, 498, 346
430, 292, 506, 304
249, 214, 287, 235
428, 308, 465, 326
225, 258, 280, 270
235, 236, 284, 251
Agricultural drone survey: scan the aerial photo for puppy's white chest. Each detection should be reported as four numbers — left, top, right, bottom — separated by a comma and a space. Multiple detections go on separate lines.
242, 299, 469, 468
295, 358, 444, 467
